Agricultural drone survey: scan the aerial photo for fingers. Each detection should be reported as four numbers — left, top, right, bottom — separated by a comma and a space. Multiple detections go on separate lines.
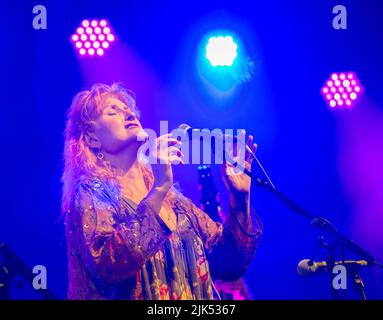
247, 134, 253, 148
156, 134, 183, 148
222, 161, 245, 176
167, 146, 184, 164
239, 129, 246, 140
169, 146, 184, 158
153, 134, 184, 165
238, 129, 246, 153
169, 146, 184, 165
252, 142, 257, 154
169, 154, 185, 165
244, 133, 258, 164
230, 156, 251, 171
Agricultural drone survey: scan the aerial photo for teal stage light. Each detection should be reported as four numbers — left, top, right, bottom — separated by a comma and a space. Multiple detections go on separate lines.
205, 35, 238, 67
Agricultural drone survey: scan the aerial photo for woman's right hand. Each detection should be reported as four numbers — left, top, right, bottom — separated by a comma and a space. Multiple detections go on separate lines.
150, 134, 184, 193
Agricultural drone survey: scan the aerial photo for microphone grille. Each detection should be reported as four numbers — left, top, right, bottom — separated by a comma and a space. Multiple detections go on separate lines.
297, 259, 315, 276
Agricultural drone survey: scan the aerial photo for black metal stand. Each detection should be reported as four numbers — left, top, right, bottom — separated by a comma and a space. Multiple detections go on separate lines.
0, 264, 11, 300
0, 242, 57, 300
223, 137, 382, 299
241, 167, 381, 300
348, 265, 367, 300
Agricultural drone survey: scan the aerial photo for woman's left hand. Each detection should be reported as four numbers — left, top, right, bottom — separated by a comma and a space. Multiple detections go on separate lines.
222, 130, 257, 196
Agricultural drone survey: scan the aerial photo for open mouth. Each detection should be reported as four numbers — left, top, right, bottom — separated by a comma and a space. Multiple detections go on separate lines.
125, 123, 139, 129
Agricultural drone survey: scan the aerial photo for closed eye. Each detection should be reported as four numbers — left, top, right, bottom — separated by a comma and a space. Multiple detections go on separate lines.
104, 104, 135, 118
106, 105, 120, 115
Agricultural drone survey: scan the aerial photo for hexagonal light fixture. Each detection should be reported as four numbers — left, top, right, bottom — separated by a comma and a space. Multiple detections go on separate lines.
70, 19, 116, 57
321, 72, 363, 109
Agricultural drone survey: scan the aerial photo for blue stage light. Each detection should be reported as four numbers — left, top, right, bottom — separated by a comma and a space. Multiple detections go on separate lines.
205, 35, 238, 67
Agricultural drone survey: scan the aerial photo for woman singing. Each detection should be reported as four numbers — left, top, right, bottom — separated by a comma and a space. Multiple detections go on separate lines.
62, 83, 263, 300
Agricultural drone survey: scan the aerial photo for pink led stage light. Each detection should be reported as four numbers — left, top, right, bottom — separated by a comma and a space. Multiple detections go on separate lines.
321, 72, 363, 109
70, 19, 115, 57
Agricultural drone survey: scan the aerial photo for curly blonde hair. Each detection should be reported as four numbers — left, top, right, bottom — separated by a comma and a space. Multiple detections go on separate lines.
62, 82, 186, 214
61, 83, 142, 212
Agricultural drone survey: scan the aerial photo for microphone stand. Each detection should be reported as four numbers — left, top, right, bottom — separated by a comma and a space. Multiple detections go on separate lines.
239, 165, 380, 300
219, 137, 381, 299
0, 242, 57, 300
349, 265, 367, 300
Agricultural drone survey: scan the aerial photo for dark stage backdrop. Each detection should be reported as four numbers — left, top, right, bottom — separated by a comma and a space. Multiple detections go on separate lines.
1, 0, 382, 299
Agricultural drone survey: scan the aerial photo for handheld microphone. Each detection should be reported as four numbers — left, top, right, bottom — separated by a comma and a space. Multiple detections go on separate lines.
177, 123, 240, 147
176, 123, 276, 189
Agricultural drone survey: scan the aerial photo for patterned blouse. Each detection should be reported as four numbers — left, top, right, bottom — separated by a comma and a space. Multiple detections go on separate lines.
65, 176, 263, 300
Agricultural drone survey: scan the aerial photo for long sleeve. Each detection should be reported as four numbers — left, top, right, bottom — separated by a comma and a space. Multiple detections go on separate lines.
68, 182, 172, 284
185, 199, 263, 282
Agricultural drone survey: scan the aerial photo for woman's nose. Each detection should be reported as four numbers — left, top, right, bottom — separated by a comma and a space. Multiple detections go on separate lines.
125, 114, 136, 121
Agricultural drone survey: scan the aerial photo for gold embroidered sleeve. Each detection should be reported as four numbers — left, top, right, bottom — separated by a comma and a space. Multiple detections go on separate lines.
73, 185, 171, 284
190, 202, 263, 281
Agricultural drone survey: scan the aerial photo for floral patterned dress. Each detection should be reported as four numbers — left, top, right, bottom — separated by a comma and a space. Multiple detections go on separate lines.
65, 176, 263, 300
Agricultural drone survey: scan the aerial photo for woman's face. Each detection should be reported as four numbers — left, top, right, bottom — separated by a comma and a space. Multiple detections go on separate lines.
91, 95, 143, 154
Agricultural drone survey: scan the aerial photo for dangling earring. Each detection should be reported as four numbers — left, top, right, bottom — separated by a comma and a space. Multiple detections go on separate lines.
96, 149, 104, 160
